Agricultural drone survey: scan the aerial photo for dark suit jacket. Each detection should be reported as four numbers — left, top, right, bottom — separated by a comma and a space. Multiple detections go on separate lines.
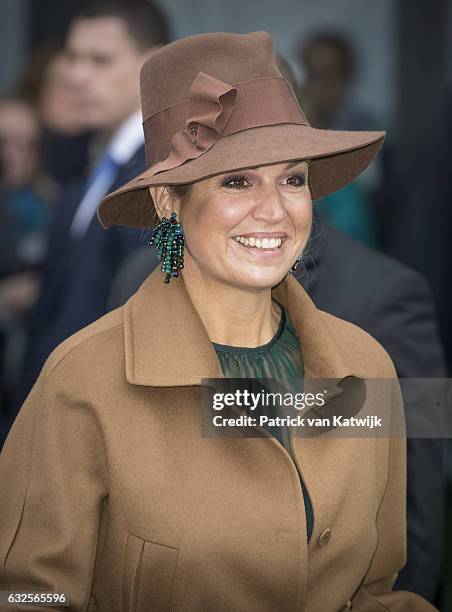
295, 222, 447, 602
409, 89, 452, 373
106, 220, 447, 603
19, 145, 148, 404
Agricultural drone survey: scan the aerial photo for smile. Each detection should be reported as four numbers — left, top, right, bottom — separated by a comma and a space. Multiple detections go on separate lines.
233, 236, 283, 250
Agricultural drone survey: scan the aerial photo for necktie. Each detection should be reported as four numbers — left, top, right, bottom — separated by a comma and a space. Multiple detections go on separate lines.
69, 152, 120, 239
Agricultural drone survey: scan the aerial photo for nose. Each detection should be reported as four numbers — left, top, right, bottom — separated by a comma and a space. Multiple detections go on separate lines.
67, 58, 92, 89
250, 183, 286, 225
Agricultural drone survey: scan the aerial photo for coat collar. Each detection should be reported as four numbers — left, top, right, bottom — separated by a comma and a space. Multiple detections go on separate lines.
123, 265, 368, 387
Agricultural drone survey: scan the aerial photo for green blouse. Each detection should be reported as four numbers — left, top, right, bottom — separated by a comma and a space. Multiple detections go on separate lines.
212, 302, 314, 542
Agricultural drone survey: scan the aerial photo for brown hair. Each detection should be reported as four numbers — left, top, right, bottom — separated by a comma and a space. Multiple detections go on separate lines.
166, 183, 193, 204
76, 0, 170, 50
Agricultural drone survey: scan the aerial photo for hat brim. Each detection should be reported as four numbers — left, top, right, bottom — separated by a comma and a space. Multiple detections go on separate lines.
97, 124, 385, 229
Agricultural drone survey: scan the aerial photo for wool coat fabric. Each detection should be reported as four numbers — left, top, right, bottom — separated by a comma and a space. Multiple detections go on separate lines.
0, 267, 438, 612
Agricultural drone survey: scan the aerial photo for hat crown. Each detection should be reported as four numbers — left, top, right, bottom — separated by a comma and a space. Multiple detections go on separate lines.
140, 31, 282, 120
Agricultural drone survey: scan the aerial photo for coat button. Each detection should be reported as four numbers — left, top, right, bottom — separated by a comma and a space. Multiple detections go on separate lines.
317, 528, 332, 547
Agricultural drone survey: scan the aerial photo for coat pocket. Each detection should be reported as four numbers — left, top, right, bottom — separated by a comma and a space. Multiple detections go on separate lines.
122, 533, 179, 612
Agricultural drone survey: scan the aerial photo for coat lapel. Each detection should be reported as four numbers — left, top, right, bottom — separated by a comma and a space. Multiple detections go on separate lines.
123, 266, 223, 386
123, 266, 369, 391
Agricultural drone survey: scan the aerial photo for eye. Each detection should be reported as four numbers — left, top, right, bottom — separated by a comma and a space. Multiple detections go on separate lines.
222, 174, 251, 190
283, 173, 306, 187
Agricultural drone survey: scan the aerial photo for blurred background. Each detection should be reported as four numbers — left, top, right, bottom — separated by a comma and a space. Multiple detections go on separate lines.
0, 0, 451, 609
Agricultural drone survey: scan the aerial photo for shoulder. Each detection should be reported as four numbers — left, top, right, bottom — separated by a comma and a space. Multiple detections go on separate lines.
12, 306, 129, 442
318, 308, 398, 378
40, 305, 126, 390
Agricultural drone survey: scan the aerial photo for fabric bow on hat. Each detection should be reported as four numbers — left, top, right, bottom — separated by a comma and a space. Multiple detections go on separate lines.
149, 72, 237, 177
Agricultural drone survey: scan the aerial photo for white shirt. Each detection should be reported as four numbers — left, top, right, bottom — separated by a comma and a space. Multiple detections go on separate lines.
69, 111, 144, 238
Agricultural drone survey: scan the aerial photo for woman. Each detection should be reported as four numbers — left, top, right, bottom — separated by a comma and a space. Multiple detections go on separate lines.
0, 32, 437, 612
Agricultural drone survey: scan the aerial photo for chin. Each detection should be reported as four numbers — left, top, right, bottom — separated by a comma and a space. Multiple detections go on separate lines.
231, 269, 288, 291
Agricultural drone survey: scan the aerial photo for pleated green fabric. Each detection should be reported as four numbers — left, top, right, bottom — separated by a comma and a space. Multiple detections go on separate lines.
213, 303, 304, 381
212, 301, 314, 542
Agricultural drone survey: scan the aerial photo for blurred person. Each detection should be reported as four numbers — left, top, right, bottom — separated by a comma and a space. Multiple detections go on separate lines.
0, 98, 54, 449
17, 42, 93, 187
0, 99, 53, 272
0, 98, 53, 301
38, 50, 87, 137
38, 47, 93, 184
19, 42, 90, 137
296, 32, 377, 131
295, 31, 383, 246
13, 0, 170, 424
0, 100, 41, 188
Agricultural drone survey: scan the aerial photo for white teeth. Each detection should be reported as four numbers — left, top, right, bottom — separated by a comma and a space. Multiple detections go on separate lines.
234, 236, 284, 249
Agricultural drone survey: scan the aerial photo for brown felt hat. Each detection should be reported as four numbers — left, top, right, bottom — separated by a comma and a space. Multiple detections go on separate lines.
97, 31, 385, 229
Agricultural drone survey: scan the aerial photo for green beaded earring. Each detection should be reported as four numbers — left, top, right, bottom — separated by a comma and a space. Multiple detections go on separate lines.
148, 211, 185, 284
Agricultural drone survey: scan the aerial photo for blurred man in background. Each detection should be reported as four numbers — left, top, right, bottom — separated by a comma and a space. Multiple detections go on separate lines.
296, 31, 377, 131
295, 32, 382, 247
10, 0, 169, 425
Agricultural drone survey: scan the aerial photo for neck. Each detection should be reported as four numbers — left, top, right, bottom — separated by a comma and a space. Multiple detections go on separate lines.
182, 257, 281, 348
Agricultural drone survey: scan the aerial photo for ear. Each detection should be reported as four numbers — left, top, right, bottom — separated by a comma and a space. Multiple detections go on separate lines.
149, 186, 170, 220
149, 186, 182, 220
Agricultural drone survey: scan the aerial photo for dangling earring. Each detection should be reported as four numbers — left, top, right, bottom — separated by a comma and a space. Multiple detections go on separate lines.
148, 211, 185, 284
287, 256, 302, 276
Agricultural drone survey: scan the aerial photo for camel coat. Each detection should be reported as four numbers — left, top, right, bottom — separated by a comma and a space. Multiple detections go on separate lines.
0, 267, 437, 612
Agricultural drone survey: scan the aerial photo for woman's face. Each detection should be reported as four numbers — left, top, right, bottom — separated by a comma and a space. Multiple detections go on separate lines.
157, 160, 312, 290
